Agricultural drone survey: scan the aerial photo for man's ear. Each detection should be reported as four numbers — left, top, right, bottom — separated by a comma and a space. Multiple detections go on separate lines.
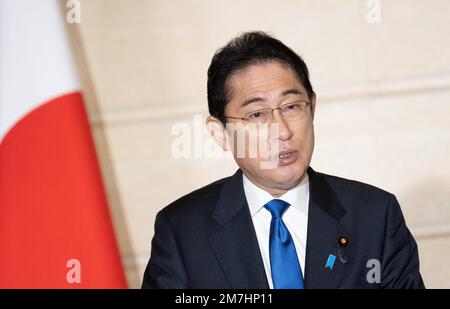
310, 92, 317, 120
206, 116, 230, 152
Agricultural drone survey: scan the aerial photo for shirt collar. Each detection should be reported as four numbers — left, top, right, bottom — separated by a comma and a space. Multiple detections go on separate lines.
243, 172, 310, 217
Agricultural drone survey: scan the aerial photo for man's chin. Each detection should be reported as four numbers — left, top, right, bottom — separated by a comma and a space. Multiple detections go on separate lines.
267, 169, 304, 189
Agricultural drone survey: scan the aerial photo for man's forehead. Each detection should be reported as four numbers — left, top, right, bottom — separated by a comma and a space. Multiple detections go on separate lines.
228, 63, 304, 97
230, 61, 297, 82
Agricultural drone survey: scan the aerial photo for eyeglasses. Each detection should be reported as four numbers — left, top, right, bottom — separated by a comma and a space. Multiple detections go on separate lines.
225, 100, 311, 124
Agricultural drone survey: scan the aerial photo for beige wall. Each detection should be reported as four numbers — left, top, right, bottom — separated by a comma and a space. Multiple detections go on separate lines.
71, 0, 450, 288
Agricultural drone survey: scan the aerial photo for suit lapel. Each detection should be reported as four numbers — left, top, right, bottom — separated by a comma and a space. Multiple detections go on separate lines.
208, 167, 353, 289
304, 167, 353, 288
209, 170, 269, 289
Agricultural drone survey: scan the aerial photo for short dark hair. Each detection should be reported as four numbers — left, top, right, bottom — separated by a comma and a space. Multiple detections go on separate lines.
207, 31, 314, 125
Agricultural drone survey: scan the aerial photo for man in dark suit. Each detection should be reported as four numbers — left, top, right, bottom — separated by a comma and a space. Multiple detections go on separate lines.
142, 32, 424, 289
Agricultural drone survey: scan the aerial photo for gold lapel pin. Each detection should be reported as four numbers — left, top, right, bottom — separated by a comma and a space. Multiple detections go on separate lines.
338, 236, 349, 247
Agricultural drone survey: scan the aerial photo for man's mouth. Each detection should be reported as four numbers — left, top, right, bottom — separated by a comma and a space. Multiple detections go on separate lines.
277, 150, 299, 166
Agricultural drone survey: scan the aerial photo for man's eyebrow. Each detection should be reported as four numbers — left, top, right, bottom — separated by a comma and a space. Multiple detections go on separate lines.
281, 88, 303, 96
241, 96, 266, 107
240, 88, 304, 107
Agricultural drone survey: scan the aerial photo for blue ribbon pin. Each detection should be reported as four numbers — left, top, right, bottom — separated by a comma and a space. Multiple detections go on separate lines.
325, 254, 336, 270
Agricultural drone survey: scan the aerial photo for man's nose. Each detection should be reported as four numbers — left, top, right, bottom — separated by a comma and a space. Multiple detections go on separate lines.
270, 110, 293, 141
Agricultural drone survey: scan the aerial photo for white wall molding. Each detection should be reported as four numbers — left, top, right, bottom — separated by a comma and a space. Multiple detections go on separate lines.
413, 223, 450, 240
89, 74, 450, 127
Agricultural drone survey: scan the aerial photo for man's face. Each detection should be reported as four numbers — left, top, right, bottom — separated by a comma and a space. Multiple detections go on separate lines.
218, 61, 316, 196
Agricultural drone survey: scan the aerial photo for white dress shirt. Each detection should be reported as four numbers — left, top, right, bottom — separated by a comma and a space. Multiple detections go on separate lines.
243, 173, 309, 289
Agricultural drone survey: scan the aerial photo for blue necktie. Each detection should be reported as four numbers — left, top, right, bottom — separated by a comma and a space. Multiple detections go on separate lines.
264, 199, 304, 289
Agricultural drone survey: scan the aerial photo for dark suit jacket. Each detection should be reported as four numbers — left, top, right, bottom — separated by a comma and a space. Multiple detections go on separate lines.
142, 167, 424, 289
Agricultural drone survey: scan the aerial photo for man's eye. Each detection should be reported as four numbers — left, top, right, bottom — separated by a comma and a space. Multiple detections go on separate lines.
286, 103, 300, 110
249, 111, 262, 118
